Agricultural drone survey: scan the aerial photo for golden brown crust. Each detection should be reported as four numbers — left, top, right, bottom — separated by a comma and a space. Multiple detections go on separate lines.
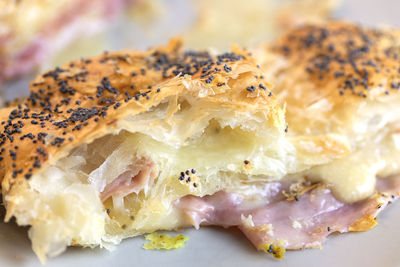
348, 214, 377, 232
0, 38, 281, 194
256, 21, 400, 137
273, 20, 400, 100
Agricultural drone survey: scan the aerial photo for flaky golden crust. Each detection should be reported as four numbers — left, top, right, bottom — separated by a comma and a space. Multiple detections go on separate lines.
273, 20, 400, 99
257, 21, 400, 136
0, 39, 282, 196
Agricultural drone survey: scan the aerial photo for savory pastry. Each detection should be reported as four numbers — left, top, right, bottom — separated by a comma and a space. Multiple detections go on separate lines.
2, 21, 400, 263
0, 0, 137, 83
248, 20, 400, 248
256, 21, 400, 199
0, 38, 294, 262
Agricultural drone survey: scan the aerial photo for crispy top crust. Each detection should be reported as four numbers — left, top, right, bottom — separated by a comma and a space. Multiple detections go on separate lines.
0, 39, 282, 192
260, 21, 400, 136
273, 20, 400, 100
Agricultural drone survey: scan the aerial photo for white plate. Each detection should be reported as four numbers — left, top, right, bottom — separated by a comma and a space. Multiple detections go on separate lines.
0, 200, 399, 267
2, 0, 400, 266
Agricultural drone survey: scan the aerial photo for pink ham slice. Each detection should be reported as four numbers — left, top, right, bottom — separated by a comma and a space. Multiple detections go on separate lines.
175, 176, 400, 251
100, 158, 158, 202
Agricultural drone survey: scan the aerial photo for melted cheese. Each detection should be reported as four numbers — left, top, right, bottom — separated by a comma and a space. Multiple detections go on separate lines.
24, 109, 400, 260
306, 131, 400, 203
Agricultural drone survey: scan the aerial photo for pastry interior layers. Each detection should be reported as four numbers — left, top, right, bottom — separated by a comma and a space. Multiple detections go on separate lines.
9, 101, 400, 260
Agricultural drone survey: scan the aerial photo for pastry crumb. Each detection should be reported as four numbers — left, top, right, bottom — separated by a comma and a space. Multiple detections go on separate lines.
259, 243, 286, 259
143, 232, 189, 250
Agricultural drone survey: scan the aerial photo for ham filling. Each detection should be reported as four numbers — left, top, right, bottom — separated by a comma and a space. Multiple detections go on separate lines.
175, 176, 400, 250
94, 151, 400, 251
100, 158, 158, 202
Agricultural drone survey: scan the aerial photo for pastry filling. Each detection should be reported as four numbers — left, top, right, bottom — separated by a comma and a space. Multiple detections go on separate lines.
174, 177, 400, 250
12, 115, 400, 259
100, 158, 158, 202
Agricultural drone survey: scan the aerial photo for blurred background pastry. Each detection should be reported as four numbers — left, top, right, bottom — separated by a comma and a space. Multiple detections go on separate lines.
0, 0, 340, 102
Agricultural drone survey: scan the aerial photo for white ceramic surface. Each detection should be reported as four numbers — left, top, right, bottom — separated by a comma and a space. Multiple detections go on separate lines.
1, 200, 400, 267
2, 0, 400, 266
